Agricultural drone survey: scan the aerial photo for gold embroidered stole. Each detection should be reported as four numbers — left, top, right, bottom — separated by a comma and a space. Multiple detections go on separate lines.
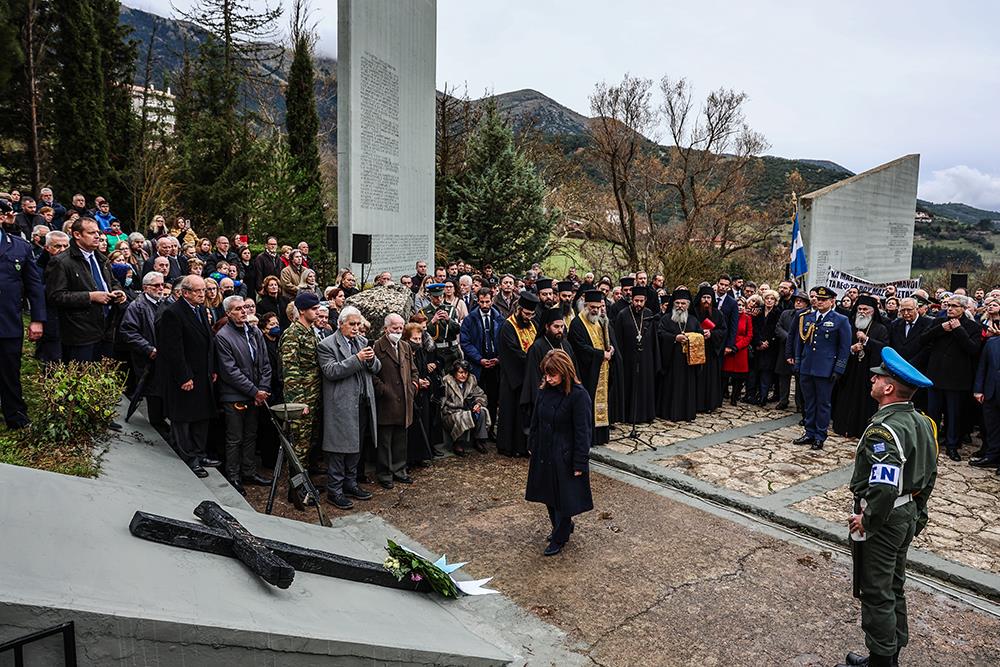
581, 316, 610, 427
507, 315, 536, 353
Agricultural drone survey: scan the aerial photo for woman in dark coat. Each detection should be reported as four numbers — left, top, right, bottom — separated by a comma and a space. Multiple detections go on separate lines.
753, 290, 782, 405
525, 349, 594, 557
257, 275, 291, 330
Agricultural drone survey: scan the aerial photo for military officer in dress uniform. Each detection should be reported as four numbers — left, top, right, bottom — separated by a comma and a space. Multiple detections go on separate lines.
791, 286, 851, 449
0, 201, 45, 428
421, 283, 462, 371
837, 347, 937, 667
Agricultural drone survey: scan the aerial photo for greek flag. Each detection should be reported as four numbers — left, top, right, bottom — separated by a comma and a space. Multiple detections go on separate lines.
789, 209, 807, 278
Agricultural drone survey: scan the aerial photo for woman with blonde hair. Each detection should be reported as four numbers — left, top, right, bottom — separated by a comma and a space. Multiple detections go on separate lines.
204, 277, 223, 324
525, 349, 593, 556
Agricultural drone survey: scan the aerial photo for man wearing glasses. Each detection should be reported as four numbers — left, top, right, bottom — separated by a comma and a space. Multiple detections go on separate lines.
215, 295, 272, 494
919, 295, 981, 461
119, 271, 168, 428
158, 275, 220, 478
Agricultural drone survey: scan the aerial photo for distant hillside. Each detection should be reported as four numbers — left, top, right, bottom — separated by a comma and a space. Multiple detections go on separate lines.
916, 200, 1000, 225
121, 4, 989, 219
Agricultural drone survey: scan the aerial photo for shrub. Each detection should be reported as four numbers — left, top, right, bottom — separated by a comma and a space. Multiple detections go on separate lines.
0, 359, 125, 477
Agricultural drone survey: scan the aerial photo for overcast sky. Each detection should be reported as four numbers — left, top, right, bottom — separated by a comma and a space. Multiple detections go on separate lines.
128, 0, 1000, 211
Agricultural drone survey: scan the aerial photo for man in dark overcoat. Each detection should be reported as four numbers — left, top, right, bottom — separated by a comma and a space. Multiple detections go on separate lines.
372, 313, 418, 488
158, 274, 219, 477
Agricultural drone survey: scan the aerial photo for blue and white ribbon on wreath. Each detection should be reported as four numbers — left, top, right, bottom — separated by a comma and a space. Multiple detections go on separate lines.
401, 544, 498, 596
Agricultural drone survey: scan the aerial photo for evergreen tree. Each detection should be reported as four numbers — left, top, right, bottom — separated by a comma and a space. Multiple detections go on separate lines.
51, 0, 112, 198
282, 0, 325, 249
93, 0, 139, 213
172, 35, 263, 238
438, 103, 556, 273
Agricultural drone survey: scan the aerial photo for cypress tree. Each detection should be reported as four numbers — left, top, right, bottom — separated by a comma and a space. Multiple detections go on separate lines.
283, 1, 325, 249
51, 0, 112, 198
439, 102, 556, 273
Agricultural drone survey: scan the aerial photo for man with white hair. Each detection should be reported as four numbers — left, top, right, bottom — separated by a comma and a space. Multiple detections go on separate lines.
831, 293, 889, 437
141, 236, 182, 280
317, 305, 381, 509
30, 224, 49, 261
656, 288, 701, 422
372, 313, 418, 488
119, 270, 168, 427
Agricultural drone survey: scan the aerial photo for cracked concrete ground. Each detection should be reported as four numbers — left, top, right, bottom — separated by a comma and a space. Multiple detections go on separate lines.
246, 453, 1000, 666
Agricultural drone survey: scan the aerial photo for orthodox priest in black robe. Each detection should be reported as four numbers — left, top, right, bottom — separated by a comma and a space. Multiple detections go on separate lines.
496, 291, 539, 457
607, 276, 634, 322
694, 285, 728, 413
831, 293, 889, 437
569, 290, 624, 445
521, 307, 578, 424
656, 289, 702, 421
613, 286, 658, 424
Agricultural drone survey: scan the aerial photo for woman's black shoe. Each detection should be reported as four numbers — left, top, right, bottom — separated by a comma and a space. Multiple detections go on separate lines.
543, 541, 564, 556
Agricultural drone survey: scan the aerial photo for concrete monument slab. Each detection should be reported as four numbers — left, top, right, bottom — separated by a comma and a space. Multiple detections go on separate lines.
800, 154, 919, 284
337, 0, 436, 281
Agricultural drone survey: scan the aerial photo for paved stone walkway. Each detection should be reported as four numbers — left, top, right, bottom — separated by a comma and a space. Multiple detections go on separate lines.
592, 402, 1000, 598
247, 452, 1000, 666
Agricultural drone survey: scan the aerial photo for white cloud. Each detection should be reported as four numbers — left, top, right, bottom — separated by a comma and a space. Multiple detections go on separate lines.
919, 165, 1000, 211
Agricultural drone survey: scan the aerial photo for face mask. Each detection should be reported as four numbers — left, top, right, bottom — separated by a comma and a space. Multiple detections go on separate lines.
268, 326, 281, 337
222, 289, 234, 298
125, 277, 133, 287
387, 332, 402, 344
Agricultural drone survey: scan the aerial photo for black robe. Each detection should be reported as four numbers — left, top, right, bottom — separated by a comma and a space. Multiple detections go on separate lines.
695, 308, 727, 413
521, 334, 577, 422
656, 313, 702, 422
832, 320, 889, 437
613, 306, 659, 423
496, 318, 534, 455
568, 315, 624, 446
607, 298, 629, 323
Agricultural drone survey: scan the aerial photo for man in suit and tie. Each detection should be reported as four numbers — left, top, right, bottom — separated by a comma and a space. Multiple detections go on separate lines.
45, 217, 126, 363
0, 201, 45, 429
158, 274, 220, 478
460, 287, 504, 430
887, 298, 931, 367
714, 274, 740, 353
791, 286, 852, 449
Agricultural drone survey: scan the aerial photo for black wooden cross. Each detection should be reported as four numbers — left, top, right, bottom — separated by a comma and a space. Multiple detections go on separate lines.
129, 501, 431, 593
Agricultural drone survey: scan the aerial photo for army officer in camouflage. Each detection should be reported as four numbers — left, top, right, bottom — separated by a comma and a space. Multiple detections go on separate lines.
279, 293, 323, 464
838, 347, 937, 667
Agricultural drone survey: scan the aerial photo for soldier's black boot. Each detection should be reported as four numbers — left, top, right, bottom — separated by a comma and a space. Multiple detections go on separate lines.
842, 651, 868, 665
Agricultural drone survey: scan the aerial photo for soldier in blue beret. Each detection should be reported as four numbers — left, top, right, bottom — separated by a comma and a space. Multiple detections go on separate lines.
837, 347, 937, 667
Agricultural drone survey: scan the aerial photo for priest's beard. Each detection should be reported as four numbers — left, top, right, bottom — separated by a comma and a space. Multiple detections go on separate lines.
698, 304, 712, 319
587, 312, 606, 326
561, 302, 574, 317
547, 331, 564, 343
855, 313, 873, 330
516, 314, 531, 327
672, 308, 689, 327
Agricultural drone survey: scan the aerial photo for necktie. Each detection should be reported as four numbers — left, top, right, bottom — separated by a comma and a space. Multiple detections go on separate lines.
350, 337, 368, 397
484, 312, 493, 356
905, 323, 911, 337
816, 313, 824, 326
89, 254, 107, 291
244, 327, 255, 361
89, 254, 110, 316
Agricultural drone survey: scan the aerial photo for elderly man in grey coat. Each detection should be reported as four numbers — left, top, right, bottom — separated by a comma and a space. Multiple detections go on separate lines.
317, 305, 381, 509
215, 295, 273, 494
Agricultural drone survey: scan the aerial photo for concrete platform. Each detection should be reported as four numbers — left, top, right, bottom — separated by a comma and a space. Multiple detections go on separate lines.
0, 461, 513, 665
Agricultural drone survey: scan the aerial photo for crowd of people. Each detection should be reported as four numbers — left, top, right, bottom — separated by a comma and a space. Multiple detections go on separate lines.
3, 185, 1000, 520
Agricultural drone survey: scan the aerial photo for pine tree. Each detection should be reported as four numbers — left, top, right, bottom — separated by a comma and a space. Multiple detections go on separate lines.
172, 35, 264, 238
51, 0, 112, 198
93, 0, 139, 213
282, 0, 325, 249
438, 102, 556, 273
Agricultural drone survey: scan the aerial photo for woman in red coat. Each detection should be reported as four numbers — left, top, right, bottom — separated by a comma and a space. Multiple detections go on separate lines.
723, 298, 753, 404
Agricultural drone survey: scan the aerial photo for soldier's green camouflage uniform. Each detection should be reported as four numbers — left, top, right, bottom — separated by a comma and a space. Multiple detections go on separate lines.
279, 321, 321, 461
850, 401, 938, 661
421, 301, 462, 372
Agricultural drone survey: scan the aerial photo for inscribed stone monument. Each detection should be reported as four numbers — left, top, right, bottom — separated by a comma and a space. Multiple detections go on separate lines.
337, 0, 436, 281
799, 154, 919, 284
